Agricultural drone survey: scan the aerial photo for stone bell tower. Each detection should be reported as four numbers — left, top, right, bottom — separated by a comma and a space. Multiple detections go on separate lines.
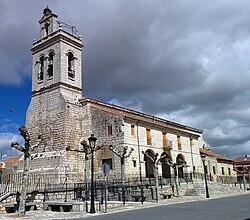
25, 7, 85, 176
30, 6, 83, 99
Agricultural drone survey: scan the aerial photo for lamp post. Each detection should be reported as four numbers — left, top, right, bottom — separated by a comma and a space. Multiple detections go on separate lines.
201, 154, 210, 198
66, 135, 102, 213
136, 123, 144, 204
88, 134, 97, 214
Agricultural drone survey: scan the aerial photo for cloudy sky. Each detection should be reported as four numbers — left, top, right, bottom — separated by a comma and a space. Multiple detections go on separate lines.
0, 0, 250, 159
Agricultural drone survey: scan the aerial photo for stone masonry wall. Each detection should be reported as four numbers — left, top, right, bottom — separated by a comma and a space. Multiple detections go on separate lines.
88, 106, 125, 180
59, 36, 82, 90
26, 88, 67, 152
121, 120, 203, 178
32, 31, 83, 93
24, 93, 204, 182
25, 87, 86, 179
81, 103, 204, 180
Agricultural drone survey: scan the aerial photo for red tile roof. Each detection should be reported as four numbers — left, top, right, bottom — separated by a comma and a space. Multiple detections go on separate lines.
79, 97, 203, 139
2, 155, 21, 164
200, 148, 233, 162
234, 156, 250, 164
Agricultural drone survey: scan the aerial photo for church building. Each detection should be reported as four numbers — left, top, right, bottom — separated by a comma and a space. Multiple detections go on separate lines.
20, 7, 206, 183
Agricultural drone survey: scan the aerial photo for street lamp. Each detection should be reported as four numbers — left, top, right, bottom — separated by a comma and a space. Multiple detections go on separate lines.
88, 134, 97, 214
67, 134, 101, 213
201, 154, 210, 198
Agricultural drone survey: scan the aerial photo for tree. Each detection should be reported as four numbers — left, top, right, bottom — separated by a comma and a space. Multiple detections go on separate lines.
11, 125, 42, 216
142, 151, 168, 202
109, 145, 134, 204
164, 158, 186, 197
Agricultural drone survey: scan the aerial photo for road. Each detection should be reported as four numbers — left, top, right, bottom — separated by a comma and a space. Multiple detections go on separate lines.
76, 194, 250, 220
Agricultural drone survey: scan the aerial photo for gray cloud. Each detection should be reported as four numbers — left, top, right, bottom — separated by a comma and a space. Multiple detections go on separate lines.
1, 0, 250, 158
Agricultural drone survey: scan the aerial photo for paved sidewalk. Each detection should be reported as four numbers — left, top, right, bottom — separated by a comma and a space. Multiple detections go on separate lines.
0, 191, 249, 220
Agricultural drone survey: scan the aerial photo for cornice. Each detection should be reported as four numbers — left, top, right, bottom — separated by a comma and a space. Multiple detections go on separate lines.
32, 82, 82, 97
31, 30, 83, 54
79, 97, 203, 138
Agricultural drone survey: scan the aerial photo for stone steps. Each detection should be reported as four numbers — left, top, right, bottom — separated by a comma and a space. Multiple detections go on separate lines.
192, 181, 244, 196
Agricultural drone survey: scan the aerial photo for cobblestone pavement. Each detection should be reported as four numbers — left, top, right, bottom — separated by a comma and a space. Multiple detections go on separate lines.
1, 191, 249, 220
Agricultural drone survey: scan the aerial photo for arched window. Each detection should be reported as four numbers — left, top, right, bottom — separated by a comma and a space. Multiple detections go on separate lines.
67, 52, 75, 78
38, 56, 45, 81
47, 51, 54, 78
44, 22, 50, 36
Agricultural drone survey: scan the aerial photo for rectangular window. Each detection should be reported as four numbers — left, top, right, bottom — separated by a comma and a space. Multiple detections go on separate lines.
213, 166, 216, 175
102, 158, 113, 169
108, 125, 112, 136
146, 129, 151, 145
190, 138, 193, 148
131, 125, 135, 136
221, 167, 224, 175
177, 135, 181, 150
204, 165, 208, 174
162, 132, 167, 146
228, 168, 231, 176
133, 160, 136, 167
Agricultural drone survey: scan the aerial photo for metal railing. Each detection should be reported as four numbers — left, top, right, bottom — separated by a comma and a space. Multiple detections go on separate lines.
0, 172, 194, 202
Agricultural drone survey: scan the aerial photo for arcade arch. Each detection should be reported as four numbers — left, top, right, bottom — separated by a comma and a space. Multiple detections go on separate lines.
176, 154, 186, 178
161, 152, 172, 178
144, 149, 155, 178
